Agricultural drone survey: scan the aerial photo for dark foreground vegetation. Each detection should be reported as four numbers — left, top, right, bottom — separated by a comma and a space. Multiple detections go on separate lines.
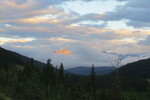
0, 58, 150, 100
0, 47, 150, 100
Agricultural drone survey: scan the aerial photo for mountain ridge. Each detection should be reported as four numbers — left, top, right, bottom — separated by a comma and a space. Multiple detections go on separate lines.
0, 47, 45, 69
66, 66, 116, 75
118, 58, 150, 78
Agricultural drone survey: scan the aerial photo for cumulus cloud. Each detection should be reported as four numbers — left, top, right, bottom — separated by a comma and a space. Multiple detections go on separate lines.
100, 0, 150, 28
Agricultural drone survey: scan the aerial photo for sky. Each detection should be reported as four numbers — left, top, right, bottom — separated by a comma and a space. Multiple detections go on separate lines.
0, 0, 150, 68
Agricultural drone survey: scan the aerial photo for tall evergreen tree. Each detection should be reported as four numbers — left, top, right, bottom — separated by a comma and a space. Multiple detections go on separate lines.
23, 58, 34, 79
89, 64, 96, 100
58, 63, 64, 83
43, 59, 55, 85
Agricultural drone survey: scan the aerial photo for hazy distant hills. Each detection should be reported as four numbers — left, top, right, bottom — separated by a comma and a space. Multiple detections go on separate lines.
66, 66, 116, 76
0, 47, 45, 69
67, 57, 150, 77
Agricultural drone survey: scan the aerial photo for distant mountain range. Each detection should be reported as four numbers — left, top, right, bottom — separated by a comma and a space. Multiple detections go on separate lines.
66, 66, 116, 76
0, 47, 45, 69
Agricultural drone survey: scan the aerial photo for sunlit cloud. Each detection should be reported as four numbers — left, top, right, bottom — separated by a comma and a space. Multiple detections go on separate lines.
0, 37, 35, 45
121, 37, 145, 43
54, 49, 71, 56
11, 45, 33, 48
48, 37, 77, 42
10, 16, 60, 24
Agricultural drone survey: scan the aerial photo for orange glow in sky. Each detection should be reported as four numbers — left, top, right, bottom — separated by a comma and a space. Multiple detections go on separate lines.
54, 49, 71, 56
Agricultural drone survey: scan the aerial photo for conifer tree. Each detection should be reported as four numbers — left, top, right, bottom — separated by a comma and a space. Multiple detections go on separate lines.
23, 58, 34, 79
58, 63, 64, 83
43, 59, 55, 85
89, 64, 96, 100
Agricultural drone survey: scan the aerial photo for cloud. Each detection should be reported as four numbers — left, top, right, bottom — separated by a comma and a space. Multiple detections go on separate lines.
37, 0, 97, 5
126, 21, 150, 28
139, 35, 150, 46
99, 0, 150, 28
0, 0, 64, 21
58, 13, 104, 26
54, 49, 71, 56
48, 37, 77, 42
103, 50, 145, 60
7, 16, 61, 25
0, 37, 35, 45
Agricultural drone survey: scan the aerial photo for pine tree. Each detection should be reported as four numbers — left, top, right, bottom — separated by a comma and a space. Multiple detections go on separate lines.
43, 59, 55, 85
58, 63, 64, 83
42, 59, 55, 100
89, 64, 96, 100
23, 58, 35, 79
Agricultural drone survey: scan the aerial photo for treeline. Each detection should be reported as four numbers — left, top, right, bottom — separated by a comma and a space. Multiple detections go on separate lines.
0, 58, 150, 100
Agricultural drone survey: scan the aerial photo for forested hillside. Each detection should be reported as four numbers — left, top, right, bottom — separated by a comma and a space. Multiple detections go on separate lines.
0, 47, 45, 69
118, 58, 150, 78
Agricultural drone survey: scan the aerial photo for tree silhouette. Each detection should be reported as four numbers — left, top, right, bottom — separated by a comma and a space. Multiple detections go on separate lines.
112, 56, 122, 100
58, 63, 64, 83
23, 58, 34, 78
89, 64, 96, 100
43, 59, 55, 85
